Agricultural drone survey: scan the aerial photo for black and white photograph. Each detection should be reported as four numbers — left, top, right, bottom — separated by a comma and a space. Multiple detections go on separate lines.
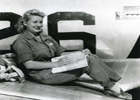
0, 0, 140, 100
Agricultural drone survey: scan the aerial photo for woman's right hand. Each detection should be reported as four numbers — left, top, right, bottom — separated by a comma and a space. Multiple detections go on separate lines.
57, 56, 75, 67
57, 58, 65, 67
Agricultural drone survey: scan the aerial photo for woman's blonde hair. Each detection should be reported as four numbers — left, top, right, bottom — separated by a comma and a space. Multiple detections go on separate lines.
15, 9, 45, 33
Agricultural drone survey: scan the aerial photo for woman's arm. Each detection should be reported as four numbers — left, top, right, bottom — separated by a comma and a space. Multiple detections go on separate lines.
23, 59, 65, 69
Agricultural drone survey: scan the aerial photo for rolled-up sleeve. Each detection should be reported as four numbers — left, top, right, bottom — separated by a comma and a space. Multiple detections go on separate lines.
12, 41, 33, 64
50, 37, 66, 56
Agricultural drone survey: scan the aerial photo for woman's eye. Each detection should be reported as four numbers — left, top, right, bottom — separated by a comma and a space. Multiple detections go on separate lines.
33, 21, 37, 23
33, 21, 42, 24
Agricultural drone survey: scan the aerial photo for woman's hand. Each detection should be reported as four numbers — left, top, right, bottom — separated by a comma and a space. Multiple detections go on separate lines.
57, 58, 65, 67
57, 56, 76, 67
82, 49, 91, 56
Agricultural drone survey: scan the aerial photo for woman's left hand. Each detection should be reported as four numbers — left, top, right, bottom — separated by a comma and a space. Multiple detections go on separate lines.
82, 49, 91, 56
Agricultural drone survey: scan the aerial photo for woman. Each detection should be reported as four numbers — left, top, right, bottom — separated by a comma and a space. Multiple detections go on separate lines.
12, 9, 132, 99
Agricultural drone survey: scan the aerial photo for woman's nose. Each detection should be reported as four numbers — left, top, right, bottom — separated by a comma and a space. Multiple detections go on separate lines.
37, 22, 43, 27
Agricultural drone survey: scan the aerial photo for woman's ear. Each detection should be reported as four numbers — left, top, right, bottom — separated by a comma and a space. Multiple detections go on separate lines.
23, 21, 27, 26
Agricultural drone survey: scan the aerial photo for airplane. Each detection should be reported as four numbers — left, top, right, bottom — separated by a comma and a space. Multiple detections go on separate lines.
0, 0, 140, 100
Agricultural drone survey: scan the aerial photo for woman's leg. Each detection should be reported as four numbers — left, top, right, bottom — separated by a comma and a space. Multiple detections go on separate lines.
84, 54, 132, 99
84, 54, 121, 89
29, 68, 84, 85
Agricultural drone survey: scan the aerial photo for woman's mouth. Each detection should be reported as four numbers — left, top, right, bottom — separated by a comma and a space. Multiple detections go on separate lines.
35, 27, 42, 31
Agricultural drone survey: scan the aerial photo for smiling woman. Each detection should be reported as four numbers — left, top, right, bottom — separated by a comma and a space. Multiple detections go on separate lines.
23, 16, 43, 34
11, 9, 132, 100
15, 9, 45, 35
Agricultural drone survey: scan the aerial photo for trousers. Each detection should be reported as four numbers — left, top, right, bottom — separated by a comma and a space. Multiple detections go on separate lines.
29, 54, 121, 89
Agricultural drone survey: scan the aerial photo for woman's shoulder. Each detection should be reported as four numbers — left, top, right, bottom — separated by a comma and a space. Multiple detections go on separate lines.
13, 34, 27, 46
15, 34, 24, 41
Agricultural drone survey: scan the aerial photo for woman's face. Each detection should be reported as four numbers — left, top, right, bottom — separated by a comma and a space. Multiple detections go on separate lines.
24, 15, 43, 35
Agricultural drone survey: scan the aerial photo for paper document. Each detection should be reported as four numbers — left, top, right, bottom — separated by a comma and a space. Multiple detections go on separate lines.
51, 51, 88, 74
